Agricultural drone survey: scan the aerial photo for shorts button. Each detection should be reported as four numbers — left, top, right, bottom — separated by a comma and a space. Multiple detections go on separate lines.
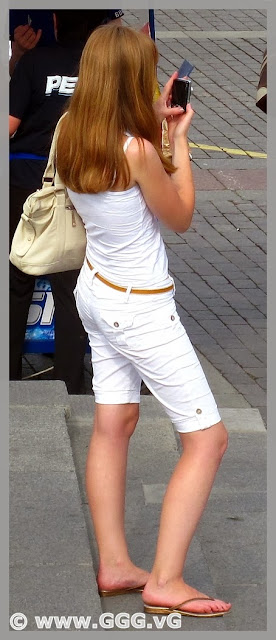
171, 315, 175, 321
114, 321, 119, 328
196, 408, 202, 414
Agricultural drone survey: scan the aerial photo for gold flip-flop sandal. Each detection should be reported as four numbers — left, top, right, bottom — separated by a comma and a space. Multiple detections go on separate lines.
98, 585, 145, 597
144, 596, 231, 618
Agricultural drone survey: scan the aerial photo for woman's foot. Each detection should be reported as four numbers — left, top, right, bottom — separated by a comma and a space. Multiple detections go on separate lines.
142, 578, 231, 617
97, 561, 150, 595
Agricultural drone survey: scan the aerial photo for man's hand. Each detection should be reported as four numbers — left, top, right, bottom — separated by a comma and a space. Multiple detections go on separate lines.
13, 24, 42, 54
10, 24, 42, 76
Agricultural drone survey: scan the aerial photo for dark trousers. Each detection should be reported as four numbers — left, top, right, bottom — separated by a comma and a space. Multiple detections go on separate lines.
10, 184, 88, 394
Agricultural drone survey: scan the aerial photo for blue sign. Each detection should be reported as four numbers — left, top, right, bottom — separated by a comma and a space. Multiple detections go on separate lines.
24, 278, 55, 353
23, 278, 90, 353
24, 278, 90, 354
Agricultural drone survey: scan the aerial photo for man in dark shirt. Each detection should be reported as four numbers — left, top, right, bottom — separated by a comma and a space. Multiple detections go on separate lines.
9, 9, 123, 394
9, 9, 124, 74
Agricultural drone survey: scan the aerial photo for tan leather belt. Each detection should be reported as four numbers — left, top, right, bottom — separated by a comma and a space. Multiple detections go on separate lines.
86, 258, 174, 295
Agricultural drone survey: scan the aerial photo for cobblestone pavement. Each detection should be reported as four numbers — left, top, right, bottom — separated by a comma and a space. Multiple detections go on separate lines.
23, 9, 267, 424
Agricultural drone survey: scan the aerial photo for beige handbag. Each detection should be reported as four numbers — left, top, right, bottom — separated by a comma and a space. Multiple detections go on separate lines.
9, 113, 87, 275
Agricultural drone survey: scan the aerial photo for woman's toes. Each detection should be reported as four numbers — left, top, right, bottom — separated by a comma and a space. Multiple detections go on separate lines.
182, 598, 231, 615
212, 599, 231, 613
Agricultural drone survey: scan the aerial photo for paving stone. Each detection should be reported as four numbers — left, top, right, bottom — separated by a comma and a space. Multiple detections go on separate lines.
234, 385, 267, 407
193, 335, 222, 349
242, 248, 266, 263
217, 315, 248, 326
238, 309, 266, 321
224, 348, 263, 367
212, 334, 246, 350
208, 362, 258, 386
219, 407, 265, 431
175, 296, 208, 311
245, 367, 267, 379
255, 377, 266, 390
234, 279, 257, 288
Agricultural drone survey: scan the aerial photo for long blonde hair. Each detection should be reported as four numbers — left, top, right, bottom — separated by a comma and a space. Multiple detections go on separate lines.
56, 24, 176, 193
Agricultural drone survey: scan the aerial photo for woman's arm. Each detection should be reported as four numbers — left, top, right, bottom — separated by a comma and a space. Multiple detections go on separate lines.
167, 103, 195, 224
127, 104, 195, 233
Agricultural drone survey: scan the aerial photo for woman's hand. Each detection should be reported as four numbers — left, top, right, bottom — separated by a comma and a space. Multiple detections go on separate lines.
153, 72, 185, 124
167, 102, 195, 148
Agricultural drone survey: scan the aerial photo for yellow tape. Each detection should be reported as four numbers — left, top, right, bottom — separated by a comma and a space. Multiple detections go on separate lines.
189, 142, 266, 158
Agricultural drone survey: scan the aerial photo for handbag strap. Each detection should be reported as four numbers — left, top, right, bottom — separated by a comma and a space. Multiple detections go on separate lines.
42, 112, 68, 187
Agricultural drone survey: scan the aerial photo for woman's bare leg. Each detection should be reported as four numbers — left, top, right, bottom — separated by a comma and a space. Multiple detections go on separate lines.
142, 420, 231, 615
86, 402, 150, 591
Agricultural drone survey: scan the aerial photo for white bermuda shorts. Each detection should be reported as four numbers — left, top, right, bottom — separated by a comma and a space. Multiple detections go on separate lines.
74, 259, 221, 433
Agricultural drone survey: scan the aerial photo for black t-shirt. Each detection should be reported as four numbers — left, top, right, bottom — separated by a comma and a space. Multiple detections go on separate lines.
9, 9, 124, 45
10, 43, 83, 189
9, 9, 125, 190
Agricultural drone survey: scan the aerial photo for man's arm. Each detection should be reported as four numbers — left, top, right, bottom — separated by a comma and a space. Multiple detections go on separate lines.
9, 116, 21, 137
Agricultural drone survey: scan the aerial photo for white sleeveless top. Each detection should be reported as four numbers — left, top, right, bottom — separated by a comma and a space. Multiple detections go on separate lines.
67, 134, 172, 289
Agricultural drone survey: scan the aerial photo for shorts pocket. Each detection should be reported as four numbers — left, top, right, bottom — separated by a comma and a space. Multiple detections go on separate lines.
99, 309, 135, 331
146, 306, 181, 330
131, 303, 186, 350
139, 300, 184, 332
98, 309, 136, 348
99, 302, 186, 351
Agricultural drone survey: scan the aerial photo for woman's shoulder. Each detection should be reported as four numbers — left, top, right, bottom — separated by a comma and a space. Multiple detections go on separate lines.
125, 136, 158, 164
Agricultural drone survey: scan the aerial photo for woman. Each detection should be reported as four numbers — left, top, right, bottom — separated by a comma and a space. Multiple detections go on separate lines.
57, 24, 231, 619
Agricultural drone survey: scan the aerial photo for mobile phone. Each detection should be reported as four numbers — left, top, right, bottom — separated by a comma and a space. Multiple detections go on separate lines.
171, 78, 192, 111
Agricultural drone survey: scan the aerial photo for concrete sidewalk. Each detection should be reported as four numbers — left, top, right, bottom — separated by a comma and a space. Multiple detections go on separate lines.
9, 373, 266, 632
